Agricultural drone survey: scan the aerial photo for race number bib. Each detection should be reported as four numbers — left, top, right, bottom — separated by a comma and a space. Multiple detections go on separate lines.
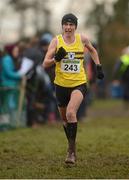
61, 59, 80, 73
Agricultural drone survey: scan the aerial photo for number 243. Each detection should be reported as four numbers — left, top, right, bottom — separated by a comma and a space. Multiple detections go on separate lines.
64, 64, 78, 71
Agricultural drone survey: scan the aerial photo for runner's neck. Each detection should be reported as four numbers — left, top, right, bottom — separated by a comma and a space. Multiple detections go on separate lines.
62, 34, 75, 45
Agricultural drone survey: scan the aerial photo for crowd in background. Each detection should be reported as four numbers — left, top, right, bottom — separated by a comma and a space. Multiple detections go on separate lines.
0, 32, 129, 131
0, 33, 59, 130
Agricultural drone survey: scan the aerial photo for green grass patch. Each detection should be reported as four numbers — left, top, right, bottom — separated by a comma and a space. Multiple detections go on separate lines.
0, 99, 129, 178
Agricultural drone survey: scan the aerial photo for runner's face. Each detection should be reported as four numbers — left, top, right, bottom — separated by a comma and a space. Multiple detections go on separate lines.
62, 22, 76, 36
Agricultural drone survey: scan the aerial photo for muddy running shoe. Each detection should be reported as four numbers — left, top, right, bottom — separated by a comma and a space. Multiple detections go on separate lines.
65, 152, 76, 164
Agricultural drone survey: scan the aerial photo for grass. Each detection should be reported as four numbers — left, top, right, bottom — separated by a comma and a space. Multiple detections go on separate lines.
0, 99, 129, 178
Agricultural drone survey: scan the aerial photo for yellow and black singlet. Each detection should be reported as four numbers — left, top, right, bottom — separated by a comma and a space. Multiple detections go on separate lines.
54, 33, 87, 87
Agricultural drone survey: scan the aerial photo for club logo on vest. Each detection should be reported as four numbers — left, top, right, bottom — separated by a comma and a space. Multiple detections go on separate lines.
68, 52, 75, 60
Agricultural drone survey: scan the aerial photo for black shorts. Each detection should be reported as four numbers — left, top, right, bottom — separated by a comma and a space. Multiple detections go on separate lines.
55, 83, 88, 107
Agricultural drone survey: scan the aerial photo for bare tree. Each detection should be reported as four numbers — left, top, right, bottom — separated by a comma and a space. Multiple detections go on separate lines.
8, 0, 51, 38
85, 0, 129, 79
9, 0, 31, 37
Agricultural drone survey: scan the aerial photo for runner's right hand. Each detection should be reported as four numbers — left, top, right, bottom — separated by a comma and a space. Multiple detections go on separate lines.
55, 47, 67, 62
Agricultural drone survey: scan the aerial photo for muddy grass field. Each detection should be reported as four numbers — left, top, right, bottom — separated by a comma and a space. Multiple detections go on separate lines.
0, 99, 129, 179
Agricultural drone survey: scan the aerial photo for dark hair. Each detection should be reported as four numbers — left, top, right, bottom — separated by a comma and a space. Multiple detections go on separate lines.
4, 43, 20, 69
4, 43, 18, 57
61, 13, 78, 27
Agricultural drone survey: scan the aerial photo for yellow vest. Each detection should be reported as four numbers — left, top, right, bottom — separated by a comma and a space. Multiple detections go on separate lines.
54, 33, 87, 87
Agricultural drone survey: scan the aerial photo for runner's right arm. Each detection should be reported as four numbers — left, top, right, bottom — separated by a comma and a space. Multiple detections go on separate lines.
42, 37, 57, 68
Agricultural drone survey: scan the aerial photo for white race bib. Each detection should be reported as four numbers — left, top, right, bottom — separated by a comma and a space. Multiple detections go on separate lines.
61, 59, 80, 73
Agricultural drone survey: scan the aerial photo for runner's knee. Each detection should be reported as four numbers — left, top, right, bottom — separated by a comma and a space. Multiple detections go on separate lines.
66, 108, 76, 122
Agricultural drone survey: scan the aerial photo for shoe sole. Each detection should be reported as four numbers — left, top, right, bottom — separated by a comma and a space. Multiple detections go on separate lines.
65, 159, 76, 164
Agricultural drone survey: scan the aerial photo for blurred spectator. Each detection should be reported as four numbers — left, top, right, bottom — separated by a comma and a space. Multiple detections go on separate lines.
0, 43, 23, 129
39, 33, 55, 84
85, 48, 97, 101
77, 44, 98, 121
110, 80, 123, 98
0, 48, 3, 84
77, 43, 103, 120
86, 43, 106, 99
76, 48, 89, 120
113, 46, 129, 108
0, 48, 3, 117
39, 33, 60, 122
19, 36, 43, 127
20, 35, 57, 127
